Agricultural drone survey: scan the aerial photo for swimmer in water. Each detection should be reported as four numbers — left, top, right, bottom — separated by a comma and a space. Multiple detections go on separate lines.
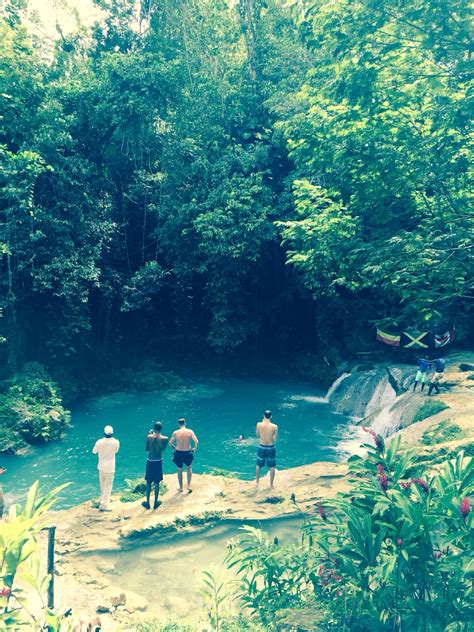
238, 434, 246, 441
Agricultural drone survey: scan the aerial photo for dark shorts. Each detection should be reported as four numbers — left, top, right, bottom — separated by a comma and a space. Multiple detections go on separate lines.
257, 445, 276, 468
145, 459, 163, 483
173, 450, 194, 468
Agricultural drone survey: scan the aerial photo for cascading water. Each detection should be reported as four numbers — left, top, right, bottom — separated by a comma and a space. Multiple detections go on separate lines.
365, 375, 396, 418
325, 372, 351, 401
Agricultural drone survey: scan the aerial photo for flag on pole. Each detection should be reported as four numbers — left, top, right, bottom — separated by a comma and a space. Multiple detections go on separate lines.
434, 328, 455, 347
376, 329, 400, 347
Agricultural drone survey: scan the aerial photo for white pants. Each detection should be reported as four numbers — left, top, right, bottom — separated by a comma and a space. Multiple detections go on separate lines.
98, 470, 114, 509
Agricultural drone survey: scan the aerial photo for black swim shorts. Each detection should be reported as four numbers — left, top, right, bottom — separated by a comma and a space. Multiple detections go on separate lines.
256, 444, 276, 468
145, 459, 163, 483
173, 450, 194, 468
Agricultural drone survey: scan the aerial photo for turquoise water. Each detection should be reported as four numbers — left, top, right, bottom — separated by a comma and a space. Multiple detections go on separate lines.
1, 379, 348, 508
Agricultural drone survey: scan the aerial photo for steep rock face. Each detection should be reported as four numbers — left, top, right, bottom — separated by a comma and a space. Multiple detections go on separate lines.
328, 369, 396, 419
328, 365, 415, 422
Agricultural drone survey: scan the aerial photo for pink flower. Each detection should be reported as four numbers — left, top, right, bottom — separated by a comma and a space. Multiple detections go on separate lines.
362, 427, 383, 450
433, 551, 442, 559
0, 587, 10, 598
411, 478, 429, 493
460, 497, 470, 519
317, 503, 328, 521
396, 538, 403, 546
376, 463, 384, 474
400, 481, 412, 490
379, 473, 389, 492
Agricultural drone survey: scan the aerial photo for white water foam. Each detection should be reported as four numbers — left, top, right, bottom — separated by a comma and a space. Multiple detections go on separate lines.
371, 405, 399, 437
365, 377, 396, 417
326, 372, 351, 401
290, 394, 329, 404
334, 424, 368, 459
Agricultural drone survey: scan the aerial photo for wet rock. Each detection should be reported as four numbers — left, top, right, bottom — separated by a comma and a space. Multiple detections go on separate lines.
96, 603, 111, 613
260, 496, 284, 504
386, 365, 415, 394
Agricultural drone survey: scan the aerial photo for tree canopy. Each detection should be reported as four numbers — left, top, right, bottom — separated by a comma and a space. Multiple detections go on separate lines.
0, 0, 472, 380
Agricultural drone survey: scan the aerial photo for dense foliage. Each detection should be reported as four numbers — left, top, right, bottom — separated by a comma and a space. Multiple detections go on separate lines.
226, 438, 473, 631
0, 363, 70, 453
0, 0, 472, 384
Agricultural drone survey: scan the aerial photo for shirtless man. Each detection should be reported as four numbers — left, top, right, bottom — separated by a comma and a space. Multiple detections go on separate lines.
256, 410, 278, 489
143, 421, 168, 510
169, 418, 199, 493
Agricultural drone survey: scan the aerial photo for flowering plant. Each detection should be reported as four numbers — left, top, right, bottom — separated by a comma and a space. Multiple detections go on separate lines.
226, 437, 473, 631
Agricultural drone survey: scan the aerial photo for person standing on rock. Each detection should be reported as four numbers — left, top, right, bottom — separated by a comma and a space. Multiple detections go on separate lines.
143, 421, 168, 509
428, 357, 446, 395
92, 425, 120, 511
413, 357, 432, 392
169, 418, 199, 493
255, 410, 278, 489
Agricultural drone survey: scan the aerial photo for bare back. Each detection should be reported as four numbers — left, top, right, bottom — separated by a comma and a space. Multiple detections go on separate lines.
171, 427, 197, 451
256, 420, 278, 446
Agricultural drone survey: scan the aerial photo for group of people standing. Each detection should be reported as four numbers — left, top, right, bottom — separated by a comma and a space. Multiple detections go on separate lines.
92, 411, 279, 512
413, 357, 446, 394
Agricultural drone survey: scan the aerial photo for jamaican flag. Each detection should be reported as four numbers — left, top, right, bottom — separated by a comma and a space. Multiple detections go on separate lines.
400, 331, 432, 349
376, 329, 400, 347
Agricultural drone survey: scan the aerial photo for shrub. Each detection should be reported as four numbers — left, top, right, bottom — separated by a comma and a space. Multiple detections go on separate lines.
119, 478, 168, 503
0, 363, 70, 453
207, 467, 240, 478
226, 436, 473, 631
1, 481, 70, 629
422, 420, 464, 445
412, 399, 449, 424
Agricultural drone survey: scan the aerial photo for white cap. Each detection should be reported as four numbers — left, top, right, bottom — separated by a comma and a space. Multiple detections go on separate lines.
104, 425, 114, 435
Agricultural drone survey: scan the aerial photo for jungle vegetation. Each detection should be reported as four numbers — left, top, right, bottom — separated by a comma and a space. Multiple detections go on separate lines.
0, 0, 472, 388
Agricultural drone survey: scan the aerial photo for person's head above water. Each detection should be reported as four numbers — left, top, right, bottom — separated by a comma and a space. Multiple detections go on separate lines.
153, 421, 162, 433
178, 418, 186, 427
263, 410, 272, 420
104, 425, 114, 437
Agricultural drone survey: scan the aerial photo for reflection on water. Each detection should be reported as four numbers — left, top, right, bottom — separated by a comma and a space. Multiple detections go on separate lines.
1, 378, 349, 508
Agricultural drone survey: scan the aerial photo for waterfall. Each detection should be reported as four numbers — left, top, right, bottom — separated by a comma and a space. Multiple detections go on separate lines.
370, 405, 400, 437
365, 376, 396, 417
325, 372, 351, 401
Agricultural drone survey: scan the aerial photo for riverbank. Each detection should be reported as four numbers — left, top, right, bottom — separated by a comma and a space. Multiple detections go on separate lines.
30, 353, 474, 628
50, 461, 348, 627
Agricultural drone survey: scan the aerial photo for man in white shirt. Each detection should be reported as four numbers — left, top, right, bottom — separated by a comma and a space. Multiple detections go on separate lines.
92, 425, 120, 511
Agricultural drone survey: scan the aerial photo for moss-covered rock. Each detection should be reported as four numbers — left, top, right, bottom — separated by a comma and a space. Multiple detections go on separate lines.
0, 363, 70, 453
421, 420, 464, 445
412, 399, 449, 424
